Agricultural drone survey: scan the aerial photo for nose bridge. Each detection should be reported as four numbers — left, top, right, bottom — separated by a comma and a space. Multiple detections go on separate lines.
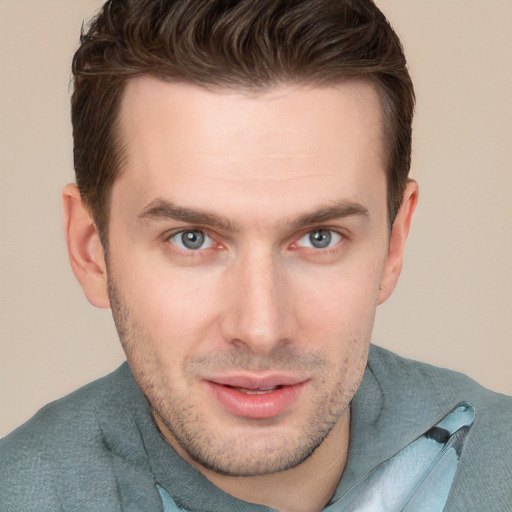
221, 245, 291, 353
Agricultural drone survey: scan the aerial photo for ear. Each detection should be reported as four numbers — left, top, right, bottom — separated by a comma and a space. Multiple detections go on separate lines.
62, 183, 110, 309
378, 180, 419, 304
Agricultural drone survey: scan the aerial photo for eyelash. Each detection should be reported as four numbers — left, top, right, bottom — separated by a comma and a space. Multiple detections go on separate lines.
165, 229, 222, 257
296, 229, 343, 249
164, 227, 346, 257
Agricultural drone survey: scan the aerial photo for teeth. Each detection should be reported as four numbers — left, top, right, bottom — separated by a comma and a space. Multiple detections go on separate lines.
232, 386, 279, 395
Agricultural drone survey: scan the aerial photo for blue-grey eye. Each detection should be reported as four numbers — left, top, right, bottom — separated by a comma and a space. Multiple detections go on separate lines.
169, 230, 214, 250
297, 229, 342, 249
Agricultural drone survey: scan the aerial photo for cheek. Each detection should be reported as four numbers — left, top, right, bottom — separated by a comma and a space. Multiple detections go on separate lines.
117, 260, 224, 347
292, 260, 383, 341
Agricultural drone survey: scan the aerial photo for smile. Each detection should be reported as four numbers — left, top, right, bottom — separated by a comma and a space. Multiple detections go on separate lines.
203, 377, 307, 419
230, 385, 281, 395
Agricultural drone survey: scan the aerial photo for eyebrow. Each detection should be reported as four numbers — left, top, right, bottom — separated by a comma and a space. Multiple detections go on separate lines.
138, 197, 369, 231
138, 199, 234, 231
292, 201, 369, 230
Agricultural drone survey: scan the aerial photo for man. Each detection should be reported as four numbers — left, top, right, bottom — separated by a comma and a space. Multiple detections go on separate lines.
0, 0, 510, 511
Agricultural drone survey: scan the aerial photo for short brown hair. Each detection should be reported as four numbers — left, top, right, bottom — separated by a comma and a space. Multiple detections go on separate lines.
72, 0, 414, 241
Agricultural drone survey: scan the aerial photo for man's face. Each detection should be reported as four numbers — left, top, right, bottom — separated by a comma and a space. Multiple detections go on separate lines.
106, 78, 394, 476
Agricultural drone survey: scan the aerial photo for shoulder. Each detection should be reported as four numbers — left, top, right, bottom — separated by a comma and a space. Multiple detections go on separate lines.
368, 344, 512, 414
0, 364, 136, 512
368, 345, 512, 509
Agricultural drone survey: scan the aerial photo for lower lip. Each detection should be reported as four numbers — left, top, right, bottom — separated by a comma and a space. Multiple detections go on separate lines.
205, 381, 306, 419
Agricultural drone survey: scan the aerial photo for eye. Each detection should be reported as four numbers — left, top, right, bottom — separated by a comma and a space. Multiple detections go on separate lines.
297, 229, 342, 249
168, 229, 214, 251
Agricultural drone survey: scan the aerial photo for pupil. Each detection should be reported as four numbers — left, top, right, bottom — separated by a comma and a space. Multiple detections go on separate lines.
182, 230, 204, 249
310, 230, 331, 249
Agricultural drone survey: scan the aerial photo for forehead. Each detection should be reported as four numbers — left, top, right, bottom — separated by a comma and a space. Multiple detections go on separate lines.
113, 77, 386, 223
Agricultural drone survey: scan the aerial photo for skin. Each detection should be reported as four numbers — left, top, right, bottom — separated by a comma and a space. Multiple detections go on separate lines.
63, 78, 417, 512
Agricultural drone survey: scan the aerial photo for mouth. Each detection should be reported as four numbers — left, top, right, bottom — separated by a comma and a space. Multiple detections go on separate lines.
203, 376, 307, 419
227, 385, 283, 395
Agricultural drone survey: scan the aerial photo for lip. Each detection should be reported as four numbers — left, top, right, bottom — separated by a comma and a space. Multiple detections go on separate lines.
203, 374, 307, 420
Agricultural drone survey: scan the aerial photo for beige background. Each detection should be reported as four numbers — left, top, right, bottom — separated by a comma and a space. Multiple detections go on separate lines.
0, 0, 511, 437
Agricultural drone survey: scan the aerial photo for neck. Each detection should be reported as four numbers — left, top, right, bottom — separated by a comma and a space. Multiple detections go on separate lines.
187, 410, 350, 512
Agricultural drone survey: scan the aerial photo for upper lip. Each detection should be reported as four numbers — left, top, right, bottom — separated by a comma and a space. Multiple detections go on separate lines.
204, 374, 308, 389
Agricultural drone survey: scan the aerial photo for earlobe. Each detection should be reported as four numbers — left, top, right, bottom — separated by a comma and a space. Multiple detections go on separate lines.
378, 180, 419, 305
62, 183, 110, 309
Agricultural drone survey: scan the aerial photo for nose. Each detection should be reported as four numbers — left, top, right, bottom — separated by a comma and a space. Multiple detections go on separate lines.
219, 248, 295, 354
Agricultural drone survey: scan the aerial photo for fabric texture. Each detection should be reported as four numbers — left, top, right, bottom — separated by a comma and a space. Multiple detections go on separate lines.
327, 403, 474, 511
1, 345, 511, 511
